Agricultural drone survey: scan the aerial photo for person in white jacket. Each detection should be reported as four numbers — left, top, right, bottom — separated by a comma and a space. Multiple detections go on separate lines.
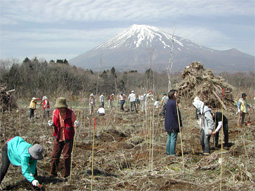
128, 90, 137, 113
99, 93, 104, 108
193, 97, 214, 155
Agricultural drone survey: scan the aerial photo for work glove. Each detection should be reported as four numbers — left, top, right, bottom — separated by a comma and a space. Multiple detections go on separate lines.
48, 120, 53, 127
74, 120, 80, 128
238, 109, 240, 113
32, 180, 39, 187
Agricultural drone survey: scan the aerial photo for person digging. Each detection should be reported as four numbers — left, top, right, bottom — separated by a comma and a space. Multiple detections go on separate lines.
0, 136, 44, 189
211, 112, 229, 150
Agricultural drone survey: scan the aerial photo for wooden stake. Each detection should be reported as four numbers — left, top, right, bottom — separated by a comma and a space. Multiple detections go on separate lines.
176, 101, 185, 171
70, 111, 80, 180
220, 88, 224, 191
91, 118, 96, 191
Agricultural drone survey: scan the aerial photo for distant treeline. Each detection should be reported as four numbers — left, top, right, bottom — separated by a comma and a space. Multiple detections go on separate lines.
0, 57, 254, 99
219, 71, 255, 89
0, 57, 173, 98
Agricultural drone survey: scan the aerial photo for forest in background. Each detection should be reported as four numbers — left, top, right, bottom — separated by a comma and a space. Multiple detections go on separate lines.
0, 57, 254, 100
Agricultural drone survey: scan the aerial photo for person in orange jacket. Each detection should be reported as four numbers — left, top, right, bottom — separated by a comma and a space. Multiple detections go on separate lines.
49, 97, 79, 179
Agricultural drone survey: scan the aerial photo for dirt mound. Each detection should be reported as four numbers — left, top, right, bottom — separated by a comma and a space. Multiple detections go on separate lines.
177, 62, 235, 109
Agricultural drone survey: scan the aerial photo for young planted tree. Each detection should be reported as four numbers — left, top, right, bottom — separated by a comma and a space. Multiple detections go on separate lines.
96, 56, 103, 96
166, 27, 176, 92
146, 46, 156, 92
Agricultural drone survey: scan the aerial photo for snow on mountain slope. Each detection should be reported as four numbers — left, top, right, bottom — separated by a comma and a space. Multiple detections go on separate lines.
95, 24, 202, 51
70, 24, 254, 72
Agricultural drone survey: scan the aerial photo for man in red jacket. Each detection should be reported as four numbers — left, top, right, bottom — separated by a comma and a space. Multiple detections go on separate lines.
49, 97, 79, 179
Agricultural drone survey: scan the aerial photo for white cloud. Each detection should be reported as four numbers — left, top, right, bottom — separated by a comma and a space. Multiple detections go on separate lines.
0, 0, 254, 59
1, 0, 254, 25
162, 26, 227, 46
0, 27, 126, 60
1, 27, 122, 44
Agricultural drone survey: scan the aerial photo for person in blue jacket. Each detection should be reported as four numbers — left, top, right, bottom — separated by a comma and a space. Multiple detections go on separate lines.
165, 89, 183, 156
0, 136, 44, 188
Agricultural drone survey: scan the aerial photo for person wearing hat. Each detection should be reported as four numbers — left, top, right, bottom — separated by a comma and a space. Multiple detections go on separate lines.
237, 93, 248, 127
50, 97, 79, 179
29, 97, 39, 120
160, 93, 168, 116
99, 93, 105, 108
42, 96, 50, 119
145, 90, 154, 114
108, 93, 114, 109
89, 93, 95, 115
0, 136, 43, 188
128, 90, 137, 112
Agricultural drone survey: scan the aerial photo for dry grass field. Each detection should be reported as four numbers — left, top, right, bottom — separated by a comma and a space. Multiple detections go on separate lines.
0, 97, 254, 191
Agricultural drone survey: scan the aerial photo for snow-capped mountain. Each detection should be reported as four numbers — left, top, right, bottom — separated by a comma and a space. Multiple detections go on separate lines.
95, 24, 187, 49
70, 24, 254, 72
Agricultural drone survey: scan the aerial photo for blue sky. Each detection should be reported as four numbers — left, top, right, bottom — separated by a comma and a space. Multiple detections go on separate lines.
0, 0, 254, 62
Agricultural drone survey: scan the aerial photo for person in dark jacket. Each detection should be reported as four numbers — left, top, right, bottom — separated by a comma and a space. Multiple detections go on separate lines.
212, 112, 229, 148
165, 89, 182, 156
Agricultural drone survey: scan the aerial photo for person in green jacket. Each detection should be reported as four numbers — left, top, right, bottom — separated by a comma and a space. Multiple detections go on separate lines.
0, 136, 44, 188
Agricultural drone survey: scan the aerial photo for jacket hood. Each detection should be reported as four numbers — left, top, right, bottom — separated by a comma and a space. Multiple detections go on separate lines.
193, 97, 211, 114
192, 97, 204, 111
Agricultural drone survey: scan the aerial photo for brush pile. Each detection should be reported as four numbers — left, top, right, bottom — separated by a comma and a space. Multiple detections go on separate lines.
177, 62, 235, 109
0, 86, 17, 112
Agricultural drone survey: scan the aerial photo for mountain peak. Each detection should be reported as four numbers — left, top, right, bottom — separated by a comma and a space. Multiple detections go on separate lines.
128, 24, 160, 33
95, 24, 179, 50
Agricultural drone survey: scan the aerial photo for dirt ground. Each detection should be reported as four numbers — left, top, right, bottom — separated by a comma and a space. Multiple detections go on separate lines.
0, 101, 255, 191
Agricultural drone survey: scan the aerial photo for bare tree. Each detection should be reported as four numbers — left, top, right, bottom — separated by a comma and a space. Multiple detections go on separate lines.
96, 56, 102, 96
167, 27, 176, 92
146, 46, 156, 91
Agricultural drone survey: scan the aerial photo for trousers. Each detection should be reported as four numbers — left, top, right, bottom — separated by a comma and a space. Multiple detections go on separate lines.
200, 129, 211, 154
0, 144, 10, 184
50, 139, 73, 178
166, 131, 178, 155
215, 123, 229, 147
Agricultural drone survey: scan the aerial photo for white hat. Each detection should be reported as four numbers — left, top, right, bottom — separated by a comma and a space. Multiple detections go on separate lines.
131, 90, 134, 93
42, 96, 47, 100
32, 97, 37, 100
90, 93, 94, 97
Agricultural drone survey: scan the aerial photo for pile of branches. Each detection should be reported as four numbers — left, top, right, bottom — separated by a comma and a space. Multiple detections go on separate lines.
0, 86, 17, 112
177, 62, 235, 109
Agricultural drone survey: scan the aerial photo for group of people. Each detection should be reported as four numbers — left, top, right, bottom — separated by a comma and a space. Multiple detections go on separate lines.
164, 91, 250, 156
89, 90, 158, 115
89, 93, 106, 116
119, 90, 157, 113
1, 91, 251, 188
1, 97, 80, 189
29, 96, 50, 120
